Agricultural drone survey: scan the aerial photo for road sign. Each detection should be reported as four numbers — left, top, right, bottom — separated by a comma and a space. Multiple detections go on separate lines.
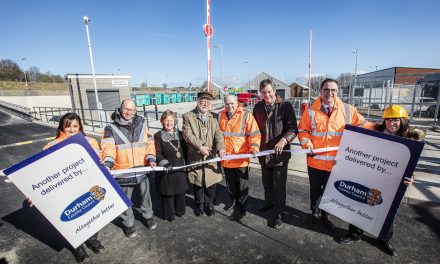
203, 24, 213, 37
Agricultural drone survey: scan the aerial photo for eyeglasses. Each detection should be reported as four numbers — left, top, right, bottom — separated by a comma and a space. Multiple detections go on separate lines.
122, 108, 136, 113
385, 118, 400, 123
322, 88, 338, 93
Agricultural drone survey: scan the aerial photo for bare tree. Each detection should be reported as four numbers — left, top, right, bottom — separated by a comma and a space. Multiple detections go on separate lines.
336, 73, 354, 88
0, 59, 22, 81
309, 75, 326, 97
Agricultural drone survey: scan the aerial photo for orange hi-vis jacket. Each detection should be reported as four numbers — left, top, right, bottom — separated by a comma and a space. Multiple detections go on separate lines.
298, 97, 367, 172
219, 106, 261, 168
101, 114, 155, 185
43, 132, 101, 157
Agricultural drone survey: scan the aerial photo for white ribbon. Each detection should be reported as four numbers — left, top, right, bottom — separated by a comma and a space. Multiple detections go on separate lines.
110, 146, 339, 178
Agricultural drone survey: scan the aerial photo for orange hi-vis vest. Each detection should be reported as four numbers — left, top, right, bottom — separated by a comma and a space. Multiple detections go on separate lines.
219, 106, 261, 168
101, 117, 155, 171
298, 97, 367, 172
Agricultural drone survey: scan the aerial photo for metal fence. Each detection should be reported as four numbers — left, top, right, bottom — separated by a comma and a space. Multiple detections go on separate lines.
0, 99, 33, 120
32, 105, 164, 134
307, 72, 440, 127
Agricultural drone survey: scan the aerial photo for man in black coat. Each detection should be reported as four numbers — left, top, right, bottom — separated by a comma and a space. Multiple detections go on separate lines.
253, 79, 298, 228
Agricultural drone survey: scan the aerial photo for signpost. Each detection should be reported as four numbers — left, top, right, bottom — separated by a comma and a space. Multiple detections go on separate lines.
318, 125, 424, 239
4, 134, 131, 248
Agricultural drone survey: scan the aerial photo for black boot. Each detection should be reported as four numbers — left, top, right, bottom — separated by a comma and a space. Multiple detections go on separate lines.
195, 206, 204, 217
86, 238, 104, 254
380, 240, 397, 256
73, 245, 89, 263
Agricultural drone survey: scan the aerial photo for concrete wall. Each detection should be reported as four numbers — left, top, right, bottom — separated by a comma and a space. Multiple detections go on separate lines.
0, 96, 72, 110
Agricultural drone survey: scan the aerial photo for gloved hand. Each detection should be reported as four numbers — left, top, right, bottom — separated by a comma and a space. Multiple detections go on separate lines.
103, 161, 114, 170
163, 163, 173, 172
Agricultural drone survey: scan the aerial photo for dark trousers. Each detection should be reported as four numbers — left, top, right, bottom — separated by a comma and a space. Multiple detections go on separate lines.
261, 163, 288, 217
161, 193, 186, 219
224, 167, 249, 207
194, 184, 216, 209
348, 223, 394, 242
308, 166, 331, 217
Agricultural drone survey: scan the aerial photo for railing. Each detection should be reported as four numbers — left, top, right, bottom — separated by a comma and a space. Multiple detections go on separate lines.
245, 95, 439, 128
32, 105, 164, 134
0, 99, 33, 120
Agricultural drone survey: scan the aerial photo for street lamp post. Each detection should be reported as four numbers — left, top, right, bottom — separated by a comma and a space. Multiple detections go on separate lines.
351, 49, 359, 104
213, 45, 223, 82
83, 16, 103, 125
21, 57, 28, 87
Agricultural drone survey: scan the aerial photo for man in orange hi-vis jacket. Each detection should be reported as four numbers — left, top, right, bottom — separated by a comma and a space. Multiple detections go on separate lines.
101, 99, 157, 238
219, 94, 261, 220
298, 78, 368, 232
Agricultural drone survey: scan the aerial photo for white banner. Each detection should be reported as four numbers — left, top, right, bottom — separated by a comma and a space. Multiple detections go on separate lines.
109, 147, 339, 177
4, 134, 131, 248
319, 125, 424, 239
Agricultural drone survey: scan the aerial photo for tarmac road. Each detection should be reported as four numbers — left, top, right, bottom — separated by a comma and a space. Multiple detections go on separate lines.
1, 110, 439, 263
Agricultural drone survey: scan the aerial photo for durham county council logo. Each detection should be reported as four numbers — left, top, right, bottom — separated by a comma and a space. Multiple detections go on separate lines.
334, 180, 383, 206
60, 185, 106, 221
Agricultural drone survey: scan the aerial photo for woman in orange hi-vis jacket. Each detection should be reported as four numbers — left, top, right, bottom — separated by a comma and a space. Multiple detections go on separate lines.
298, 78, 368, 232
219, 95, 261, 220
28, 113, 104, 263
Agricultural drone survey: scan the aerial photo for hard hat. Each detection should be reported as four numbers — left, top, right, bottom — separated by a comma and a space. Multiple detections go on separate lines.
382, 105, 408, 119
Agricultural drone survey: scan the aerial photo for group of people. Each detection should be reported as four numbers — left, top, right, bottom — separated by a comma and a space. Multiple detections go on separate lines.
39, 78, 425, 262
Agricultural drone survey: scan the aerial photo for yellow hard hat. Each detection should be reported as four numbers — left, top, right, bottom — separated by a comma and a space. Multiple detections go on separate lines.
382, 105, 408, 119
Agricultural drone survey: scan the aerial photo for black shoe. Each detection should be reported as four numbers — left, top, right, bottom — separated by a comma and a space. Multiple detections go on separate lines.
310, 212, 320, 228
269, 215, 283, 228
380, 240, 397, 256
205, 206, 215, 217
123, 226, 137, 238
195, 207, 204, 217
167, 216, 175, 222
259, 204, 274, 212
145, 218, 157, 230
74, 245, 89, 263
86, 238, 104, 253
339, 234, 360, 245
175, 212, 185, 218
224, 200, 236, 211
230, 206, 246, 221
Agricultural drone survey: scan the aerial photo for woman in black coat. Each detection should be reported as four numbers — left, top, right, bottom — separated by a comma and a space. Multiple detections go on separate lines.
154, 110, 188, 222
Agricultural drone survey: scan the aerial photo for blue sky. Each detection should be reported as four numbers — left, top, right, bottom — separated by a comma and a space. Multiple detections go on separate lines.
2, 0, 440, 87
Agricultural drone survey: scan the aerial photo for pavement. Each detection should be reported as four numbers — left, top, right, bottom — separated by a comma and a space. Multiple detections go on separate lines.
1, 104, 440, 263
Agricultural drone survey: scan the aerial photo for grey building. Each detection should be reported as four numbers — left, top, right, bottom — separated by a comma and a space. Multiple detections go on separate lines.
242, 72, 291, 99
66, 74, 131, 124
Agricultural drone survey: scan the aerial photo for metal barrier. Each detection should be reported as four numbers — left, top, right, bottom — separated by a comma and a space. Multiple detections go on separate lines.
339, 72, 440, 128
33, 105, 164, 134
0, 100, 33, 120
244, 72, 440, 129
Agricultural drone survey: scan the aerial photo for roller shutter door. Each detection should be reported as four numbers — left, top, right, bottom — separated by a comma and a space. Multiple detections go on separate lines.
87, 89, 120, 110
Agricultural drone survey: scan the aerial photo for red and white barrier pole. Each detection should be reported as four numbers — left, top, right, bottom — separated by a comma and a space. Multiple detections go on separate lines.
203, 0, 213, 92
